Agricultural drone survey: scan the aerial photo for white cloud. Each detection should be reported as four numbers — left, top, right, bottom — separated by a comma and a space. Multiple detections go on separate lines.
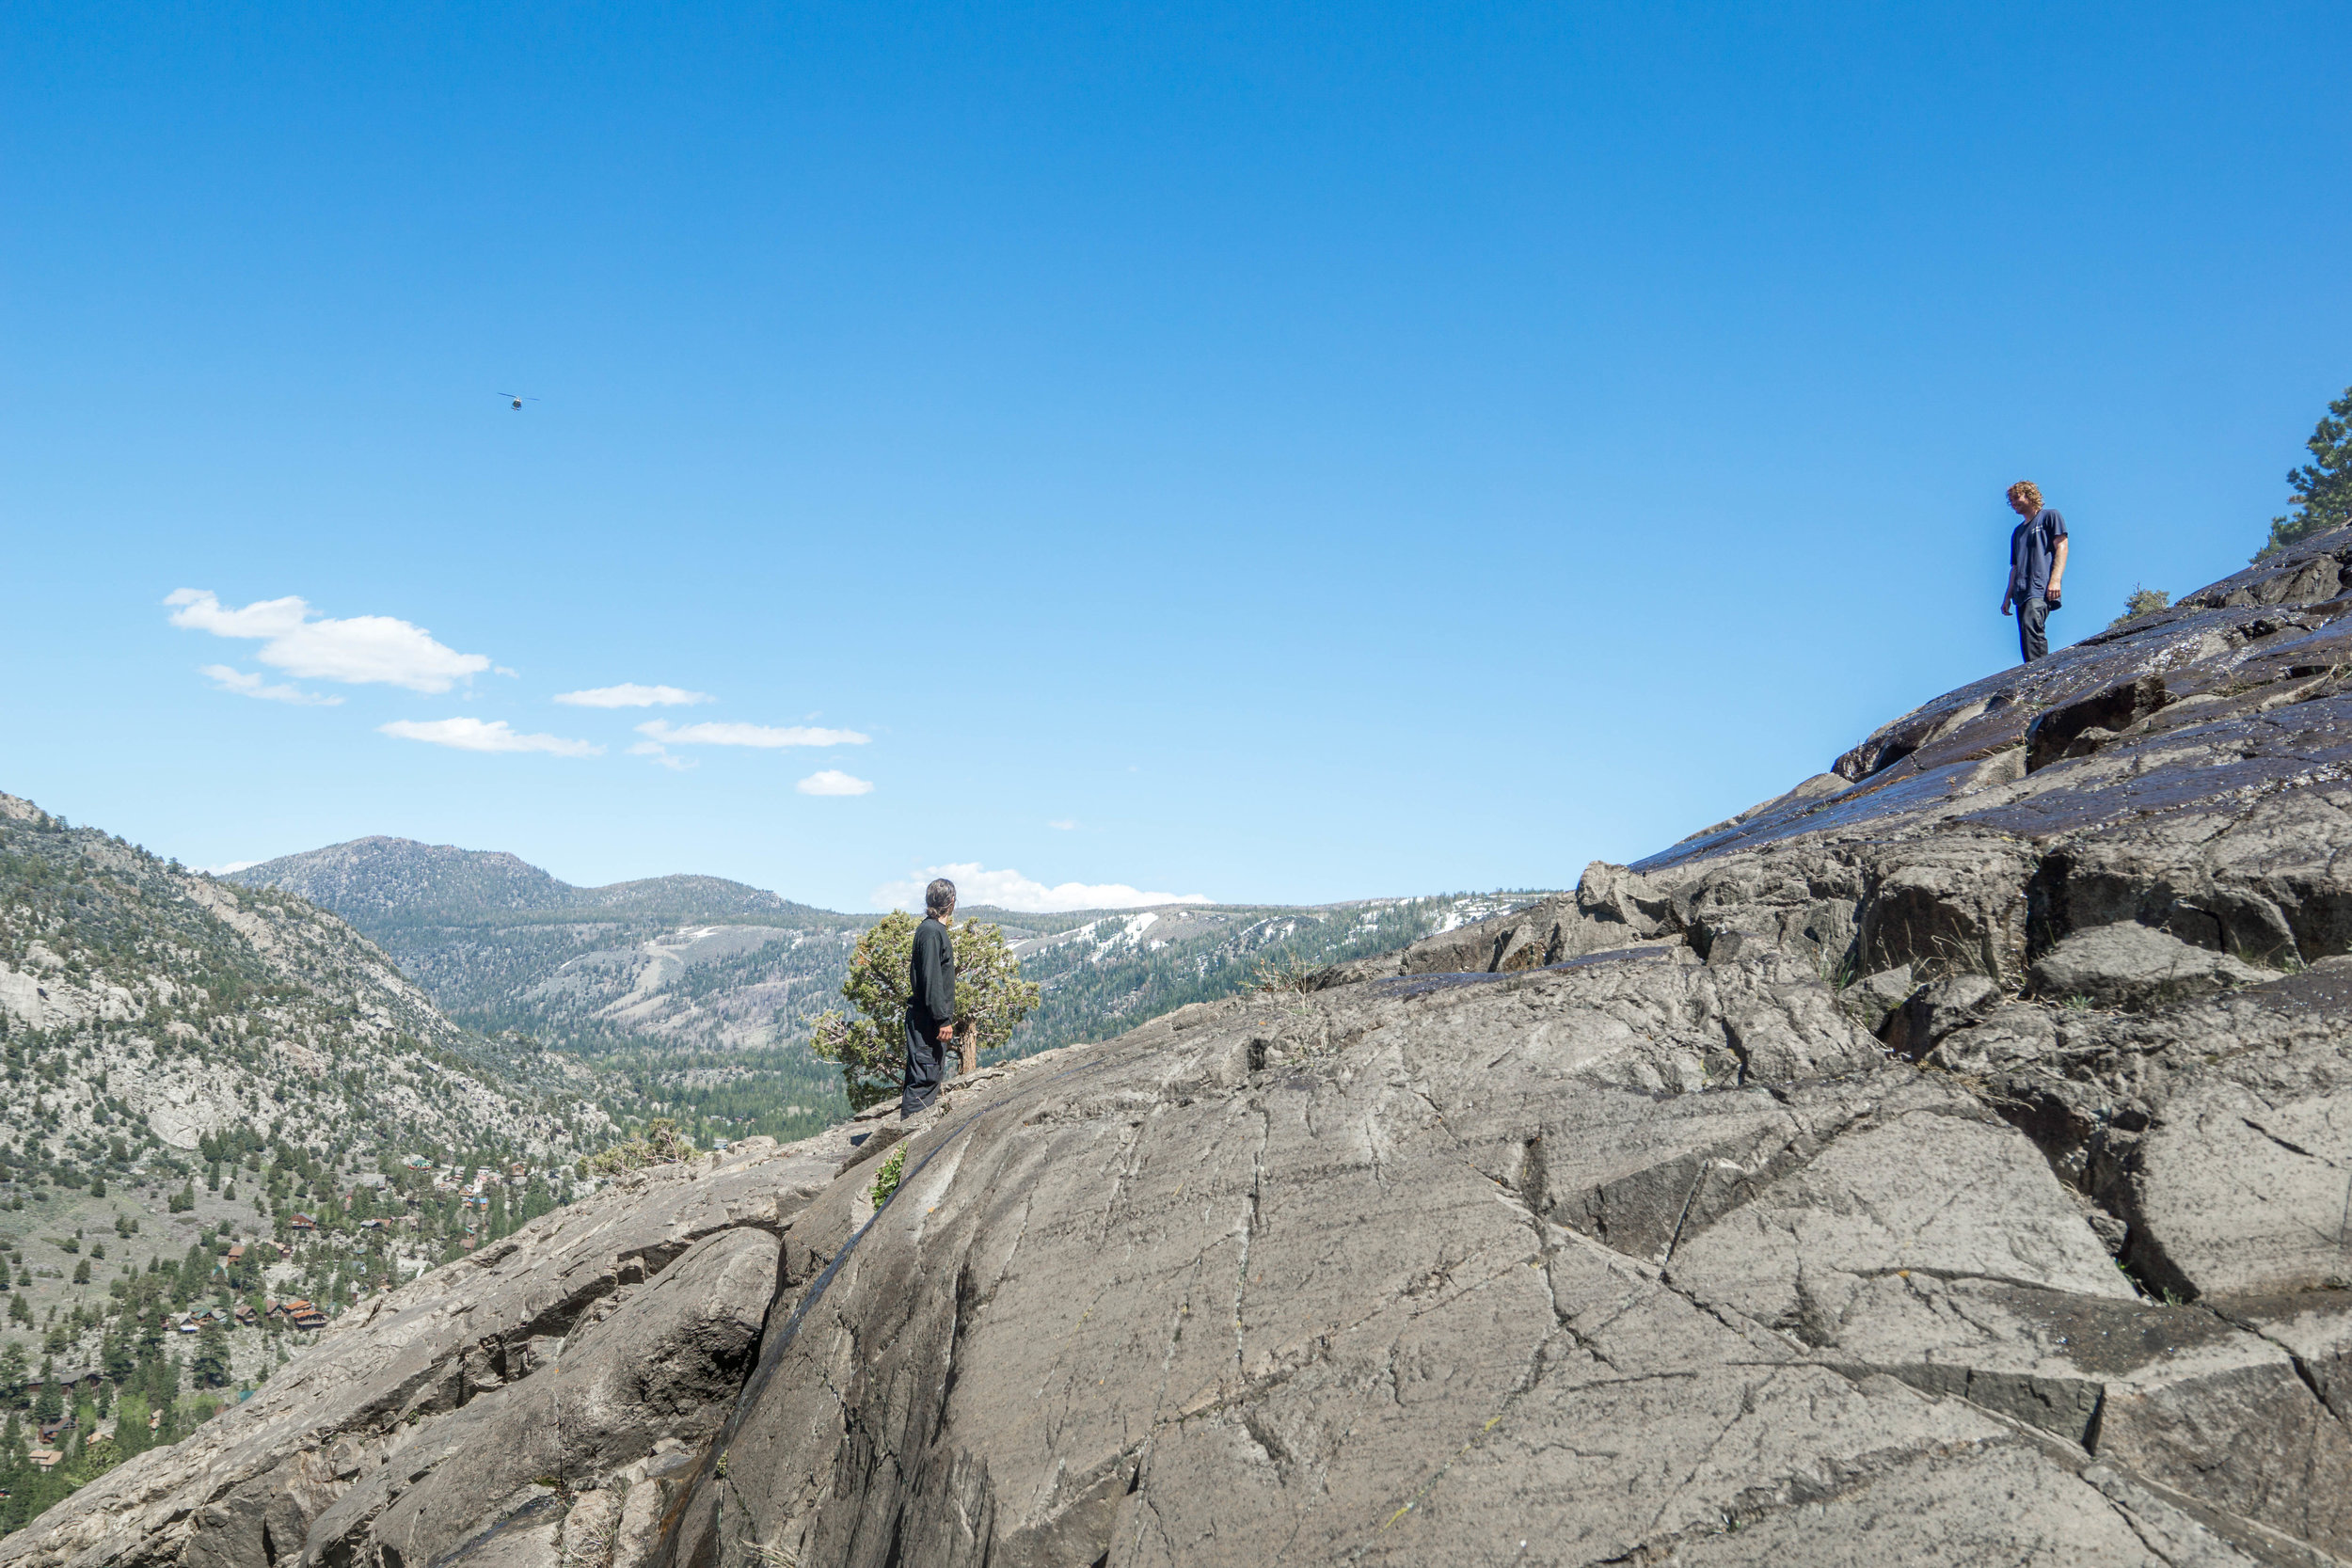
203, 860, 261, 875
637, 720, 869, 748
629, 739, 697, 771
555, 684, 715, 708
199, 664, 342, 706
166, 589, 491, 693
1047, 818, 1078, 831
379, 718, 601, 757
871, 863, 1210, 913
798, 769, 874, 796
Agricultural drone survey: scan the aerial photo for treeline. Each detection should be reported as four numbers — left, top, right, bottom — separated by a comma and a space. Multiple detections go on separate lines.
601, 1046, 846, 1146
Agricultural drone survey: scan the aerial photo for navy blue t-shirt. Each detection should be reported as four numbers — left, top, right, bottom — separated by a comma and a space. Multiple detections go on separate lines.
2008, 508, 2067, 604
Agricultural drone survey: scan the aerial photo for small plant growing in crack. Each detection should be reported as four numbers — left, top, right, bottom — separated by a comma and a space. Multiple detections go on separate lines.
868, 1145, 906, 1209
746, 1543, 800, 1568
2062, 993, 2095, 1012
1251, 950, 1325, 998
558, 1504, 619, 1568
1914, 927, 1999, 986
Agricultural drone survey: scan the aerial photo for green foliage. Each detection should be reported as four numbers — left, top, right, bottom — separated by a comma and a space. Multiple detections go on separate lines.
61, 1433, 121, 1487
867, 1144, 906, 1209
2109, 585, 2171, 628
810, 914, 1041, 1111
2257, 384, 2352, 560
597, 1045, 847, 1148
582, 1117, 695, 1176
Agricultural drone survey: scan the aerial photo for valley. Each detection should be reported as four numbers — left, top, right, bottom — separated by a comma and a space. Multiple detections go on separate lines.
0, 792, 1559, 1528
229, 839, 1558, 1131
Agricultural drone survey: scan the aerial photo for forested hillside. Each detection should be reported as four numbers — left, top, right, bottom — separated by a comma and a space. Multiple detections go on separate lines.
0, 793, 625, 1532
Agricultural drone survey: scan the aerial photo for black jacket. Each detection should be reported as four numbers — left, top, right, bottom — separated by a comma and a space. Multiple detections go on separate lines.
909, 917, 956, 1028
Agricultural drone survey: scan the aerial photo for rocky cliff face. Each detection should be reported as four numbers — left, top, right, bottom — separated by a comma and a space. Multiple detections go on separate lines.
23, 530, 2352, 1565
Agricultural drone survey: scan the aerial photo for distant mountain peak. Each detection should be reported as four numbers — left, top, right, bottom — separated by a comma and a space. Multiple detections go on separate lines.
230, 836, 578, 917
229, 838, 812, 926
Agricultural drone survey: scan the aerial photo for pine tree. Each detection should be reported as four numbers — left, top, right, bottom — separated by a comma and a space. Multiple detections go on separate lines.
2257, 384, 2352, 560
33, 1365, 61, 1424
190, 1323, 230, 1389
112, 1391, 150, 1458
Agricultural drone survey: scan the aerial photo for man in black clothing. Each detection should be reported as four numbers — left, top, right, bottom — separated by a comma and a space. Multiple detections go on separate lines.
902, 878, 957, 1117
2000, 480, 2070, 664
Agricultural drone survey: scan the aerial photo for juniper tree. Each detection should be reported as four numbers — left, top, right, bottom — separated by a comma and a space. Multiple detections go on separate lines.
811, 913, 1040, 1110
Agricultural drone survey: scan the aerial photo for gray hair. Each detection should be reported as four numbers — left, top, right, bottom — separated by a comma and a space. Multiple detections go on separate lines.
925, 878, 958, 916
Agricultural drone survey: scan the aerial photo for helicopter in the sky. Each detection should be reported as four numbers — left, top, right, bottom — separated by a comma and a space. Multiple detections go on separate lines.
498, 393, 539, 411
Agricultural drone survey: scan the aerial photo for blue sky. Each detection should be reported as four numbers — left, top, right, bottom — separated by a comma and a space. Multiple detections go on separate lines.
6, 2, 2348, 912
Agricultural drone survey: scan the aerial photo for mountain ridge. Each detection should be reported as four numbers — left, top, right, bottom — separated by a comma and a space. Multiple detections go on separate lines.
229, 842, 1557, 1112
229, 838, 825, 926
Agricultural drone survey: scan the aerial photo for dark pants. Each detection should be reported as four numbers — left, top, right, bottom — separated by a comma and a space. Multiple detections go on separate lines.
2017, 595, 2051, 663
901, 1012, 946, 1117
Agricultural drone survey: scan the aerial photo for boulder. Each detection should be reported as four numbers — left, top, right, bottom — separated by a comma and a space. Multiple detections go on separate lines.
2029, 922, 2269, 1010
1836, 963, 1915, 1032
1880, 972, 2001, 1058
2025, 675, 2171, 772
306, 1226, 778, 1568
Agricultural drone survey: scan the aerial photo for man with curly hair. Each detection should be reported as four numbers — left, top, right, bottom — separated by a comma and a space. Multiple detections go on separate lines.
2001, 481, 2069, 663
